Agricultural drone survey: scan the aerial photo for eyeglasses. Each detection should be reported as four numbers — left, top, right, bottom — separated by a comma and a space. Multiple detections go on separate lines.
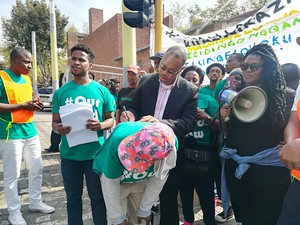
159, 63, 181, 75
241, 63, 262, 72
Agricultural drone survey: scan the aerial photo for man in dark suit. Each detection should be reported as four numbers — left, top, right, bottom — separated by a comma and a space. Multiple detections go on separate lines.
121, 45, 198, 225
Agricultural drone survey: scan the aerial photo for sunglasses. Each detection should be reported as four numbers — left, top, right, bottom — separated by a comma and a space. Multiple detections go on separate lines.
241, 63, 262, 72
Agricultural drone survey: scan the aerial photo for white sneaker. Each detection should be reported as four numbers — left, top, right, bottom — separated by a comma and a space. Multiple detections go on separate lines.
8, 212, 27, 225
29, 201, 55, 214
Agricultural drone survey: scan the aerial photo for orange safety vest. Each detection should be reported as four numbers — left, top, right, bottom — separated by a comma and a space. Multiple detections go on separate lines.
0, 70, 33, 123
293, 98, 300, 180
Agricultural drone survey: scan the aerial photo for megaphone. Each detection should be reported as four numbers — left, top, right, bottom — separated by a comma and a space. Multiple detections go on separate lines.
220, 86, 268, 123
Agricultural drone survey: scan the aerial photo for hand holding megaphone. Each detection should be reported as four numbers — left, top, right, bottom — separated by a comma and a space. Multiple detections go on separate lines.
220, 103, 231, 122
219, 86, 268, 123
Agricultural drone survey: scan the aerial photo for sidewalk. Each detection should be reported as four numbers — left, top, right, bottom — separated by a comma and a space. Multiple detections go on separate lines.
0, 110, 236, 225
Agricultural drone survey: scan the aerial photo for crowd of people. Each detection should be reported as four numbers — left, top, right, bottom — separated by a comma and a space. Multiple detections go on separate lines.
1, 42, 300, 225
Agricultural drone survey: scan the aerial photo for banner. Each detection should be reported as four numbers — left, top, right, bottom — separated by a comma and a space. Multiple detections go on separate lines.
162, 0, 300, 71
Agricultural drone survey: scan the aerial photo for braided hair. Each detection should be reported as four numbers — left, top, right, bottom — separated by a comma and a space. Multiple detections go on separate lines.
244, 43, 286, 129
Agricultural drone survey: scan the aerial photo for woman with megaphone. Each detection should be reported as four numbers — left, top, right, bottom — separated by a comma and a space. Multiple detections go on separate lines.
219, 43, 294, 225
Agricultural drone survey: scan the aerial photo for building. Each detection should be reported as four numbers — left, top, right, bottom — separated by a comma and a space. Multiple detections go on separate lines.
67, 8, 173, 84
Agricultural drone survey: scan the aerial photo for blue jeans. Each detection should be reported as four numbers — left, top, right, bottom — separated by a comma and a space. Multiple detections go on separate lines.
61, 158, 107, 225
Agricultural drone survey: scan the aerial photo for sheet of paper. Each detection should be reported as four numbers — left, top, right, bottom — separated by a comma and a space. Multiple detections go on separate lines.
59, 102, 98, 147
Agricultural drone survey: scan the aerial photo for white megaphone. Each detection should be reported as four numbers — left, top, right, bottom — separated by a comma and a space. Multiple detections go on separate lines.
220, 86, 268, 123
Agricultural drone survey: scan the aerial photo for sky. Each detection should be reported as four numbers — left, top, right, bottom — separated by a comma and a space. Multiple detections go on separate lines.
0, 0, 217, 38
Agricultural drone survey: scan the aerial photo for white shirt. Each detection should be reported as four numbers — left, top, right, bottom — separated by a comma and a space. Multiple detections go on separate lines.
154, 78, 177, 119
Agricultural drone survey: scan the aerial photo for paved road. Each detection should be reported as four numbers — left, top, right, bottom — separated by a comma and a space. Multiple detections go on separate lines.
0, 110, 236, 225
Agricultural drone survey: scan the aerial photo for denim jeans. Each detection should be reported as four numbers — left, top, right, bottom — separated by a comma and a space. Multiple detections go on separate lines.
61, 158, 107, 225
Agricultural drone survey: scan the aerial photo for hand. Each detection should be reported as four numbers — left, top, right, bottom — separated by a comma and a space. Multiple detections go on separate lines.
120, 110, 135, 122
138, 214, 152, 225
22, 100, 43, 111
279, 139, 300, 170
139, 115, 159, 123
196, 108, 209, 120
86, 118, 102, 131
220, 104, 231, 121
55, 123, 71, 135
117, 220, 128, 225
33, 98, 44, 111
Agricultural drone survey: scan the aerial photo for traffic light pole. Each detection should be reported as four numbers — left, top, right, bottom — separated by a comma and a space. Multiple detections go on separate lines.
122, 3, 137, 88
154, 0, 163, 53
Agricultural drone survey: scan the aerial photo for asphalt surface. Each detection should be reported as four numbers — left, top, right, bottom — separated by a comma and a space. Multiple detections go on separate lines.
0, 110, 237, 225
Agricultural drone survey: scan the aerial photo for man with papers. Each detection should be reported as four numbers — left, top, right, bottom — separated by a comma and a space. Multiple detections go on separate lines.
51, 44, 114, 225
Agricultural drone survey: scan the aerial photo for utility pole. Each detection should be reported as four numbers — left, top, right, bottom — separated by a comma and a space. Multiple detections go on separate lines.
31, 31, 38, 96
49, 0, 59, 91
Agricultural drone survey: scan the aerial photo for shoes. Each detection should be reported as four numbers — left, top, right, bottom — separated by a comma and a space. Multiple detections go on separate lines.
215, 206, 234, 223
29, 201, 55, 214
8, 212, 27, 225
44, 148, 59, 153
183, 222, 194, 225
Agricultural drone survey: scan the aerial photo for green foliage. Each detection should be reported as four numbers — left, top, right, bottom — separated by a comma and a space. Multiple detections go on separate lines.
248, 0, 270, 9
0, 44, 10, 69
1, 0, 69, 85
168, 2, 188, 31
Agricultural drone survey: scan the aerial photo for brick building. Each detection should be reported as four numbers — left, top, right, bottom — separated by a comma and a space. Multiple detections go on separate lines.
67, 8, 173, 83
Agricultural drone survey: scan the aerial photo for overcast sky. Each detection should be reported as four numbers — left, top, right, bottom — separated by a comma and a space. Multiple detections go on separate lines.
0, 0, 217, 38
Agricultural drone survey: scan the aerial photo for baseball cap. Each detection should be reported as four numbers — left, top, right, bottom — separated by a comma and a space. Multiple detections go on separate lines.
149, 51, 165, 60
118, 122, 176, 173
127, 65, 141, 74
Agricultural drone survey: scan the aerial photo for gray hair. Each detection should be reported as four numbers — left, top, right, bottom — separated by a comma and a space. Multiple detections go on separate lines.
164, 46, 187, 66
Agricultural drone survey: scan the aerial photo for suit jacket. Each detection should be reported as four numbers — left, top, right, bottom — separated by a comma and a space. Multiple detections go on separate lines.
127, 73, 198, 147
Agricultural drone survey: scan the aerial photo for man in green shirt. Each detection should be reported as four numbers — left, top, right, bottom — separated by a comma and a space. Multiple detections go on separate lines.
93, 122, 178, 225
200, 63, 225, 98
0, 47, 54, 225
52, 44, 114, 225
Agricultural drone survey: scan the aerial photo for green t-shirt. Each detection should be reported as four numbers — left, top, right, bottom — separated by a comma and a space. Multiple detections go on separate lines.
0, 69, 37, 139
52, 80, 114, 161
199, 85, 216, 98
110, 93, 117, 118
185, 94, 219, 146
214, 79, 226, 100
93, 121, 179, 183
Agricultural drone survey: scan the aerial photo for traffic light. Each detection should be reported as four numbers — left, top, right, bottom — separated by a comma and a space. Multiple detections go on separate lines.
123, 0, 152, 28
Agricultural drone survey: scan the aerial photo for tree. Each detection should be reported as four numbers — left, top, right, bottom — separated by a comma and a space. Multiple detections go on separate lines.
248, 0, 270, 9
167, 2, 188, 31
1, 0, 68, 85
